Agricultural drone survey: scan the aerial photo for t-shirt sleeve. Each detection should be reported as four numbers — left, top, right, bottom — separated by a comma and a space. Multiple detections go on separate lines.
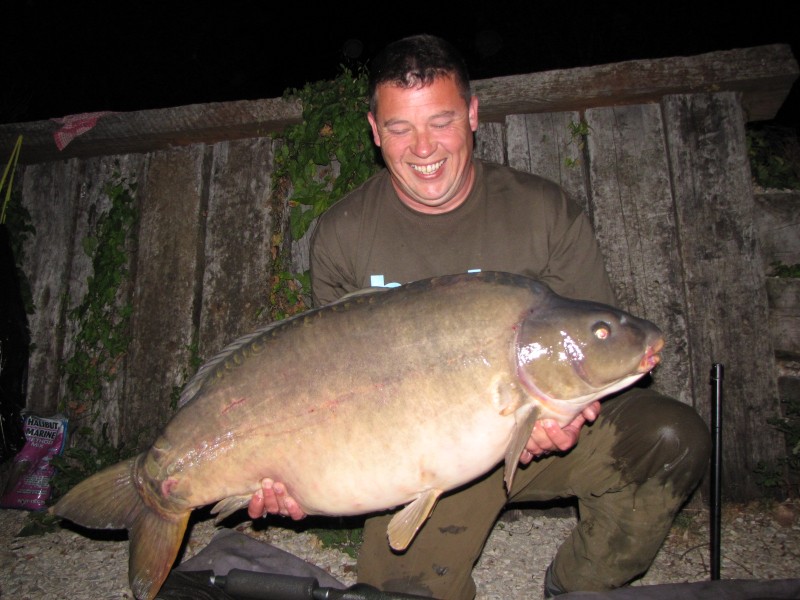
537, 187, 617, 306
309, 216, 352, 307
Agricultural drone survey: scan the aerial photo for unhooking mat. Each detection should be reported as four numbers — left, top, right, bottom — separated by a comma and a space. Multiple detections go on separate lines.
159, 528, 800, 599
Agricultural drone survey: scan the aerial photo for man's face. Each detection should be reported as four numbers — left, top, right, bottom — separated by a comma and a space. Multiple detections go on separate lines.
368, 75, 479, 214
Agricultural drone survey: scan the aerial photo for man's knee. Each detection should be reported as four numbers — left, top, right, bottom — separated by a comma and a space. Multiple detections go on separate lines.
607, 389, 711, 493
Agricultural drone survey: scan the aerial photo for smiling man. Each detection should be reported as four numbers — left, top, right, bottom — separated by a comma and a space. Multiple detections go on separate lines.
249, 34, 710, 599
366, 69, 478, 214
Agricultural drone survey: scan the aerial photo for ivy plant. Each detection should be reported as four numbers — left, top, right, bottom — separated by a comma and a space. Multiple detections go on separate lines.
267, 67, 381, 320
53, 168, 139, 490
61, 170, 138, 420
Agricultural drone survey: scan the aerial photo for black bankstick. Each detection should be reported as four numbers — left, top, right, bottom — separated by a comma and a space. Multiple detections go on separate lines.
710, 363, 723, 580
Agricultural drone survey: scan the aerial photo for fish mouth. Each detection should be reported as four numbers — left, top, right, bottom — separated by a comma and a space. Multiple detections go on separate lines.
639, 337, 664, 373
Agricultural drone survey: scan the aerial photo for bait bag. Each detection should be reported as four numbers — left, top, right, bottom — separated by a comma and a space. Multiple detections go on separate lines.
0, 413, 68, 510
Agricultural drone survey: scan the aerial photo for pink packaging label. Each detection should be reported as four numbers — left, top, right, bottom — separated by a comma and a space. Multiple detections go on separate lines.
1, 413, 68, 511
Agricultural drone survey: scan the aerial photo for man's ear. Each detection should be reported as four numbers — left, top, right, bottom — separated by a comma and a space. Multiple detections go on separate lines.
469, 96, 479, 132
367, 112, 382, 147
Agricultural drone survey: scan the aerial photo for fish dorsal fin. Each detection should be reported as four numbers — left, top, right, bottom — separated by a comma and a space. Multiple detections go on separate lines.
339, 286, 388, 300
503, 405, 540, 492
178, 319, 291, 407
387, 489, 442, 551
178, 289, 390, 408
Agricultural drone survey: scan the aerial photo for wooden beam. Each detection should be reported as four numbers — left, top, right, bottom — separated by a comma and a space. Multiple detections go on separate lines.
474, 44, 798, 122
0, 97, 303, 164
0, 44, 796, 165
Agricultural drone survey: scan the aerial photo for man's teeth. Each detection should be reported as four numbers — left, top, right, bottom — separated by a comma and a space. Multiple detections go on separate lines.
411, 160, 445, 174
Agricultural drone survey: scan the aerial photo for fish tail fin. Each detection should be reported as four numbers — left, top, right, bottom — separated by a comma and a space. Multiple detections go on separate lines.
50, 454, 190, 600
49, 455, 141, 529
128, 502, 190, 600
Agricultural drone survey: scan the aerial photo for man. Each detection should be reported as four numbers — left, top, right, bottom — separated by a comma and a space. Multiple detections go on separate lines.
249, 34, 710, 598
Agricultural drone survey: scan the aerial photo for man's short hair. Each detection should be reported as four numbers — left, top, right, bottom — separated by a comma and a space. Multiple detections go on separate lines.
368, 34, 472, 113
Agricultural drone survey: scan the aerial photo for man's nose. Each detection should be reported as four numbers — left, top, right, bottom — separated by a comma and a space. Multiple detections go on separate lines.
411, 130, 435, 157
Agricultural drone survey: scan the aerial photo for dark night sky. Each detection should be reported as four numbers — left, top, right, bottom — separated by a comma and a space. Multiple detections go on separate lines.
2, 1, 799, 126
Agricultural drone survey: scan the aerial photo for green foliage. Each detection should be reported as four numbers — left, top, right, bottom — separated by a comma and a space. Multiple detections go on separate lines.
50, 424, 131, 499
769, 261, 800, 278
54, 168, 138, 488
0, 135, 22, 224
61, 169, 138, 421
278, 66, 380, 241
671, 509, 697, 530
747, 124, 800, 190
267, 67, 381, 320
309, 518, 364, 559
565, 118, 591, 168
754, 392, 800, 498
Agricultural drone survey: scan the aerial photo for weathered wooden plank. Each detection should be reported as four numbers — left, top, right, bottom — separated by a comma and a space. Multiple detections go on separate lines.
584, 104, 693, 406
198, 138, 277, 358
122, 146, 205, 445
474, 44, 798, 123
0, 97, 303, 165
767, 278, 800, 358
19, 160, 82, 415
505, 112, 588, 212
754, 191, 800, 270
475, 122, 505, 164
55, 156, 146, 445
1, 45, 794, 166
663, 91, 783, 500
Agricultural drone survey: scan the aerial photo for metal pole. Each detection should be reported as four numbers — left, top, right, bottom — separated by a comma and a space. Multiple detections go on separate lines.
710, 363, 723, 580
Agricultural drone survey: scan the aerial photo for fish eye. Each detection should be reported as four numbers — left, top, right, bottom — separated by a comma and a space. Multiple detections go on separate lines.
592, 322, 611, 340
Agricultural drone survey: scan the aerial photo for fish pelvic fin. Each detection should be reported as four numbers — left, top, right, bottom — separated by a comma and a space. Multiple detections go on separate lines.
503, 405, 540, 492
49, 454, 190, 600
387, 488, 442, 552
129, 504, 190, 600
210, 494, 253, 523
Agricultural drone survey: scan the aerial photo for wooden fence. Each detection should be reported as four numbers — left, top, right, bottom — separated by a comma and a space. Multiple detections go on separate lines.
0, 44, 797, 501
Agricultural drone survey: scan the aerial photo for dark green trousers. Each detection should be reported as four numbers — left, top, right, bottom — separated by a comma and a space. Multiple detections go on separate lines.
356, 388, 711, 598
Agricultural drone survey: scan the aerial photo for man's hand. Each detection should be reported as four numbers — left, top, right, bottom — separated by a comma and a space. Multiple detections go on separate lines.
519, 401, 601, 465
247, 478, 307, 520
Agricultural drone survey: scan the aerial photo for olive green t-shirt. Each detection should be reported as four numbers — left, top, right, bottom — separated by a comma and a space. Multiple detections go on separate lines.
309, 159, 615, 307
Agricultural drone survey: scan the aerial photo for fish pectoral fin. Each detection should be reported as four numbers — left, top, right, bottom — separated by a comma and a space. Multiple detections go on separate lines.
503, 405, 540, 492
211, 494, 253, 523
387, 489, 442, 552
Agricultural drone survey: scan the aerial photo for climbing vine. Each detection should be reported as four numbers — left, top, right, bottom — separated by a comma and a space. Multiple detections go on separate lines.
267, 66, 381, 320
51, 169, 139, 493
60, 169, 138, 433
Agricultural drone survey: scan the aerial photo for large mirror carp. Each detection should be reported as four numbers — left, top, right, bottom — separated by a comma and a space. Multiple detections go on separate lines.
51, 271, 663, 600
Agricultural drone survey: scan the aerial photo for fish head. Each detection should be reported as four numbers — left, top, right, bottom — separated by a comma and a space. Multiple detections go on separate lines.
514, 295, 664, 424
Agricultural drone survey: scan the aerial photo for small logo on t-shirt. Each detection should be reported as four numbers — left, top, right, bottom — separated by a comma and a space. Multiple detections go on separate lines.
369, 269, 482, 289
370, 275, 401, 288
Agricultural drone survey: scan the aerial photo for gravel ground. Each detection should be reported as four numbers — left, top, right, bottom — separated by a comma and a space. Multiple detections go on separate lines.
1, 499, 798, 599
